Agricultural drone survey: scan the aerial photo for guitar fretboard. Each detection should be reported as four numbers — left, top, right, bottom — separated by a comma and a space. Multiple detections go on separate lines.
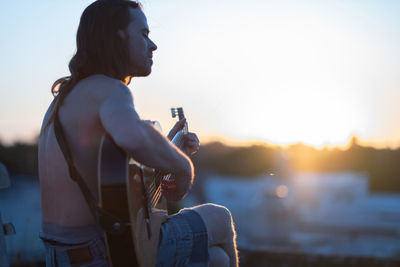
148, 108, 188, 207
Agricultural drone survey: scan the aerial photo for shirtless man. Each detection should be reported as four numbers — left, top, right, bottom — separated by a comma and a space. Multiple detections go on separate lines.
38, 1, 238, 266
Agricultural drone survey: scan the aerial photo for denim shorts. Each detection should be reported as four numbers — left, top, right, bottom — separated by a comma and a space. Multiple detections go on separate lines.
156, 209, 209, 267
40, 236, 110, 267
40, 209, 208, 267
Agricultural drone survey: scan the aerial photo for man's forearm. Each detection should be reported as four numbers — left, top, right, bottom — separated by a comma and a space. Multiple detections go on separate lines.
128, 121, 194, 177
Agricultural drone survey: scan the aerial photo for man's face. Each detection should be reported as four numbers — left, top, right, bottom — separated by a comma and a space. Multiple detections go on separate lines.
122, 9, 157, 77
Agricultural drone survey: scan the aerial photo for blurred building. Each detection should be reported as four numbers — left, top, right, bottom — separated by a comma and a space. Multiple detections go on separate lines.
183, 172, 400, 259
3, 172, 400, 263
0, 176, 44, 263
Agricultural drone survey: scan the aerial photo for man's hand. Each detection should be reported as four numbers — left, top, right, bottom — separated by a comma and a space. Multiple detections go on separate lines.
168, 118, 200, 156
161, 178, 181, 202
167, 118, 186, 140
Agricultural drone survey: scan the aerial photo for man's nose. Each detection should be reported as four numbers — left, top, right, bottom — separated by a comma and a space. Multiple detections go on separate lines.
150, 38, 157, 51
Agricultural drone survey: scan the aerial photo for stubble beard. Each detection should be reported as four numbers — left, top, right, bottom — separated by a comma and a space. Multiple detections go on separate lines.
129, 61, 152, 77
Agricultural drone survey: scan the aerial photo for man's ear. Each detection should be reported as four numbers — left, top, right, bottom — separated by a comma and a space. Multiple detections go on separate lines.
118, 30, 127, 39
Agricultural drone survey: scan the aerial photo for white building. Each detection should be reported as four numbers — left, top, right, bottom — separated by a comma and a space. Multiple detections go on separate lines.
184, 172, 400, 259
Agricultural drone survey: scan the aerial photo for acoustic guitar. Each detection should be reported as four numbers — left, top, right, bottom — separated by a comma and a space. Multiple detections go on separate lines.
97, 107, 188, 267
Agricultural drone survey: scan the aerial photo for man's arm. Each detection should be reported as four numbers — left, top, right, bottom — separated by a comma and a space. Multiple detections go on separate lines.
99, 83, 193, 197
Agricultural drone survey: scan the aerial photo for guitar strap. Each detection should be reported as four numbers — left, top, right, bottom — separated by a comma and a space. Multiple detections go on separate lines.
53, 110, 126, 235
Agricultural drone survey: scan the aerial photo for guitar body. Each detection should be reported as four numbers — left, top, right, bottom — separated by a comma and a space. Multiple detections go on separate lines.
97, 135, 139, 267
97, 108, 187, 266
98, 135, 169, 267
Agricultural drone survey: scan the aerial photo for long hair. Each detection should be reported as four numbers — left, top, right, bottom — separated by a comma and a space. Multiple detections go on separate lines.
45, 0, 142, 130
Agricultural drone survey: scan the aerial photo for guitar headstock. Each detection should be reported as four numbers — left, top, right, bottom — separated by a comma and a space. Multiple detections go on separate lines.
171, 107, 185, 120
171, 107, 188, 136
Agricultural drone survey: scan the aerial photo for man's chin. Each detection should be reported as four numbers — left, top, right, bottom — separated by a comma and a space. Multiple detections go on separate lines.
131, 67, 152, 77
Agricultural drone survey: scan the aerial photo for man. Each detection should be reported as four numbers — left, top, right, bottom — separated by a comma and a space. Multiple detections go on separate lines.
38, 1, 238, 266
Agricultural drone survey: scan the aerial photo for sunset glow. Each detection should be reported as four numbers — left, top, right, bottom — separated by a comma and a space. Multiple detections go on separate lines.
1, 0, 399, 148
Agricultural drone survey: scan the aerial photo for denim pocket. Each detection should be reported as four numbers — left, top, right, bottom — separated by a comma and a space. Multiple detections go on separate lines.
41, 237, 110, 267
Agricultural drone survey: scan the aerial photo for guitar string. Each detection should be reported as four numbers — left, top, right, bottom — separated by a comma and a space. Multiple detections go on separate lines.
147, 133, 185, 195
150, 184, 163, 207
149, 157, 181, 205
148, 170, 173, 204
152, 187, 162, 207
146, 126, 188, 207
147, 165, 179, 205
148, 175, 163, 199
148, 175, 163, 202
149, 173, 173, 207
148, 172, 172, 195
148, 170, 166, 193
149, 172, 172, 204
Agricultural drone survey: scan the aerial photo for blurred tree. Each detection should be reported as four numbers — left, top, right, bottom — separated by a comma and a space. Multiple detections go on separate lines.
0, 142, 38, 177
0, 137, 399, 192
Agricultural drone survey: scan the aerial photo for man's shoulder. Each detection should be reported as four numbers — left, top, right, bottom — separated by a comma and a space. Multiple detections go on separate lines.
79, 74, 127, 90
75, 74, 132, 101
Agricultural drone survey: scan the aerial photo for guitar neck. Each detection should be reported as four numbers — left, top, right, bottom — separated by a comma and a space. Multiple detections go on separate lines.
171, 123, 188, 149
170, 107, 188, 149
147, 108, 187, 208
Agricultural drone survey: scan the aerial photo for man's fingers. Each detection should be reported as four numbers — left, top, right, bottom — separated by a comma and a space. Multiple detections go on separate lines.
167, 118, 186, 140
185, 133, 200, 147
186, 133, 199, 143
185, 140, 198, 148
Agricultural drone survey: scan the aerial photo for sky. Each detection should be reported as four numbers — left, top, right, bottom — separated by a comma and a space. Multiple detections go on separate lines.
0, 0, 399, 148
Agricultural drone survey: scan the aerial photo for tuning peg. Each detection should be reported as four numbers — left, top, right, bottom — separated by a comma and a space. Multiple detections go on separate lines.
177, 107, 183, 115
171, 107, 185, 119
171, 108, 177, 118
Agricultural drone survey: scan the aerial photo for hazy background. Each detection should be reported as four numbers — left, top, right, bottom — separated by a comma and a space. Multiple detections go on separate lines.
1, 1, 400, 265
1, 0, 400, 148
